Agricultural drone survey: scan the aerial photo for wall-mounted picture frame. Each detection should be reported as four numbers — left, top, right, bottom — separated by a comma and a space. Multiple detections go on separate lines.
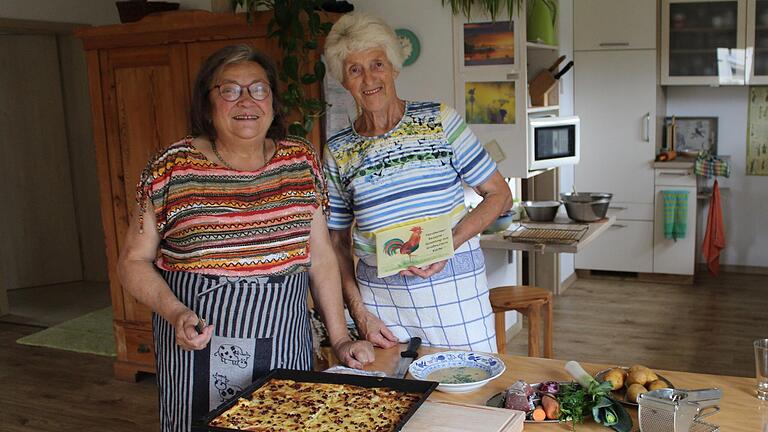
664, 116, 718, 154
454, 15, 518, 74
463, 21, 515, 67
464, 81, 516, 124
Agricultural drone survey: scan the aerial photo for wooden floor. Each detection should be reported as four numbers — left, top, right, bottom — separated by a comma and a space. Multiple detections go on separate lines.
505, 271, 768, 377
0, 271, 765, 430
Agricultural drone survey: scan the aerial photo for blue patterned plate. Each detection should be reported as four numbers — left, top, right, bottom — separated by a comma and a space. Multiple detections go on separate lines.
408, 351, 506, 393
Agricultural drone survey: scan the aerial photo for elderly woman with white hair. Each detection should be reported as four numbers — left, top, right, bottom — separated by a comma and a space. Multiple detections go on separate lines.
323, 13, 512, 353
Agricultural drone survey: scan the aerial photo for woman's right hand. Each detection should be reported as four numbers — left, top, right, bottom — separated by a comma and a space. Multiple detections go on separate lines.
354, 311, 399, 348
172, 307, 214, 351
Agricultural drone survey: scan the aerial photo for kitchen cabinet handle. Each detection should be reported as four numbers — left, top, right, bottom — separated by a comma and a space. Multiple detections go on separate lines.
137, 344, 151, 354
609, 224, 628, 229
659, 172, 690, 176
599, 42, 630, 47
608, 206, 628, 210
642, 113, 650, 142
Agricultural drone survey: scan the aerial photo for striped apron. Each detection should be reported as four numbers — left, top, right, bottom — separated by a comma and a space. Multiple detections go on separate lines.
154, 270, 313, 432
355, 236, 497, 353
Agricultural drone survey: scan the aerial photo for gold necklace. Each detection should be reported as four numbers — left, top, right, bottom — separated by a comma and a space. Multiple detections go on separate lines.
211, 140, 236, 170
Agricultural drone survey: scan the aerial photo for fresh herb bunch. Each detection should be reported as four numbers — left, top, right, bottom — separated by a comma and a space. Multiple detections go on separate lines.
563, 361, 633, 432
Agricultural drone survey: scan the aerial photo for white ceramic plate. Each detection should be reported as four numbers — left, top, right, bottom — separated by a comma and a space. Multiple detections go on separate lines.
408, 351, 505, 393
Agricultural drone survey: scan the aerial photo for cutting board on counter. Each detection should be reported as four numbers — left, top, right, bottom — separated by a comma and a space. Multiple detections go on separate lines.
403, 400, 524, 432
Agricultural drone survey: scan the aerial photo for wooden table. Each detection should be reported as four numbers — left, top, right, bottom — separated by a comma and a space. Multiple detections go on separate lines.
364, 345, 767, 431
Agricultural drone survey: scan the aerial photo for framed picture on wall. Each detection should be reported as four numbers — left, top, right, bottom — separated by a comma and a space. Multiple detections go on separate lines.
664, 116, 718, 154
464, 80, 516, 124
455, 16, 518, 74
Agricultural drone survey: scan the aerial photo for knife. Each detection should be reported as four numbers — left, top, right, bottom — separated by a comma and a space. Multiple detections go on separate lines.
554, 61, 574, 80
392, 337, 421, 379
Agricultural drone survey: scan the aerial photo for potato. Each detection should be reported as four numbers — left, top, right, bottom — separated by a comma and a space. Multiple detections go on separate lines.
626, 383, 648, 403
647, 370, 659, 382
603, 368, 625, 390
647, 380, 668, 391
626, 369, 649, 387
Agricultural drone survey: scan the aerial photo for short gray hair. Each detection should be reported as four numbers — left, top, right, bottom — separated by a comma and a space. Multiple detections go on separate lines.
324, 12, 404, 83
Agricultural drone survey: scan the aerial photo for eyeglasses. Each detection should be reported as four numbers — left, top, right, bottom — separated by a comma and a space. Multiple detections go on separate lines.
211, 82, 271, 102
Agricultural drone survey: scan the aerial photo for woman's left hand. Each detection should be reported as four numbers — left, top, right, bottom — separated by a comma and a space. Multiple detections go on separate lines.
400, 260, 447, 279
332, 339, 375, 369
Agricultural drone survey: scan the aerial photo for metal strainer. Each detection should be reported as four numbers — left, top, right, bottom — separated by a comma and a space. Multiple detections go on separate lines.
637, 388, 721, 432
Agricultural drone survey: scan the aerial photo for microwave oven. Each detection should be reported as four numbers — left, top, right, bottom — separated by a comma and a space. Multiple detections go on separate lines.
528, 115, 580, 171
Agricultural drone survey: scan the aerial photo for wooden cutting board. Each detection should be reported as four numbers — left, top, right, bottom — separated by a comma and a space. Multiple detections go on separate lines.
403, 400, 525, 432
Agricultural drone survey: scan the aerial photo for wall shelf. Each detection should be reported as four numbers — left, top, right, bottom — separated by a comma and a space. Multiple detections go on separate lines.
527, 105, 560, 114
526, 41, 559, 51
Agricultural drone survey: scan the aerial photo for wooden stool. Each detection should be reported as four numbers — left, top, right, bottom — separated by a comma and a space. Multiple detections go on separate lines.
490, 285, 553, 358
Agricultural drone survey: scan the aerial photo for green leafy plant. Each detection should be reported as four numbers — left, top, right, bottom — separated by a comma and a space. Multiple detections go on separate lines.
232, 0, 332, 137
440, 0, 523, 21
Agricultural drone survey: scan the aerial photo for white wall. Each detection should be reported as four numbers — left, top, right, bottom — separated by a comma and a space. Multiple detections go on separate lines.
667, 86, 768, 268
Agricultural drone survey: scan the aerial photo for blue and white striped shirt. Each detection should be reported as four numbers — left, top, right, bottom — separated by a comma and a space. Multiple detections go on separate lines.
323, 101, 497, 264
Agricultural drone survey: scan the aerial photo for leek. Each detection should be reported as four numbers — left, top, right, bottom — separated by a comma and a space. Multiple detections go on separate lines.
563, 361, 633, 432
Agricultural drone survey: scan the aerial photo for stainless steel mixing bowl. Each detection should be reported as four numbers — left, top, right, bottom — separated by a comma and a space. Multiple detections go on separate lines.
560, 192, 612, 222
521, 200, 561, 222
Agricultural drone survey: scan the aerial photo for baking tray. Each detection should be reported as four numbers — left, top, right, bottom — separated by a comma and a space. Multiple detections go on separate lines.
192, 368, 439, 431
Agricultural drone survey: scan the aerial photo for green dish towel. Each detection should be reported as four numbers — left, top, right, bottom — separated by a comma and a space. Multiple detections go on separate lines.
663, 190, 689, 240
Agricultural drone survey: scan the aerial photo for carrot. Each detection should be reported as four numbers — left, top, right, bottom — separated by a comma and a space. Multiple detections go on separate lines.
541, 393, 561, 420
531, 406, 547, 422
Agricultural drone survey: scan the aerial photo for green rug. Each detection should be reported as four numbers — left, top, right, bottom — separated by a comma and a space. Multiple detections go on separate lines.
16, 307, 116, 357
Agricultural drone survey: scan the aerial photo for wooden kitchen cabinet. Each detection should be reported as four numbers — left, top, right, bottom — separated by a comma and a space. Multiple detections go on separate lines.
573, 3, 664, 274
661, 0, 747, 85
77, 10, 328, 381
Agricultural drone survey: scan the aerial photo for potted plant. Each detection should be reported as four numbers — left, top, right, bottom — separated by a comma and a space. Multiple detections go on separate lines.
440, 0, 523, 21
232, 0, 334, 138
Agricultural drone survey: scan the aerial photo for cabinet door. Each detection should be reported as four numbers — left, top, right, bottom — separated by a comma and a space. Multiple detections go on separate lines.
100, 44, 190, 322
574, 0, 656, 50
575, 220, 654, 273
653, 185, 697, 274
748, 0, 768, 83
574, 50, 656, 205
661, 0, 747, 85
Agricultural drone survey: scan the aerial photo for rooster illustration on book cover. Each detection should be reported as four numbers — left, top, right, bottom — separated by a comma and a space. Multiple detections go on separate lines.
383, 226, 423, 261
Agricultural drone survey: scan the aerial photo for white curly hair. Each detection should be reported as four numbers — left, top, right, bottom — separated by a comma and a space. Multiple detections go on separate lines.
324, 12, 405, 83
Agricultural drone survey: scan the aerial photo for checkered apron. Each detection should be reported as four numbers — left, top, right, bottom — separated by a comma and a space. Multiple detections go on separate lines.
355, 236, 497, 353
153, 270, 313, 432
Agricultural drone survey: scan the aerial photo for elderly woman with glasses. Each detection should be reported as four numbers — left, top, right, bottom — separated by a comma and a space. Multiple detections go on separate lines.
117, 44, 373, 432
323, 13, 513, 353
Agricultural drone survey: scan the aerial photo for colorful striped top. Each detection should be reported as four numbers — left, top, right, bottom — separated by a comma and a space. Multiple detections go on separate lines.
137, 136, 328, 276
323, 101, 497, 264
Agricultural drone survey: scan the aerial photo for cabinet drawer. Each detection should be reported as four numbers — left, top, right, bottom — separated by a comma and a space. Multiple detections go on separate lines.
655, 168, 696, 186
121, 327, 155, 366
575, 220, 653, 273
607, 202, 654, 221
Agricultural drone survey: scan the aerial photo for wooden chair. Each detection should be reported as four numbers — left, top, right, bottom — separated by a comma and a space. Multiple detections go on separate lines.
489, 285, 553, 358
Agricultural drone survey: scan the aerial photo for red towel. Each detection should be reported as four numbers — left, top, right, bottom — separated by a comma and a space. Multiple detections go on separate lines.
702, 180, 726, 276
